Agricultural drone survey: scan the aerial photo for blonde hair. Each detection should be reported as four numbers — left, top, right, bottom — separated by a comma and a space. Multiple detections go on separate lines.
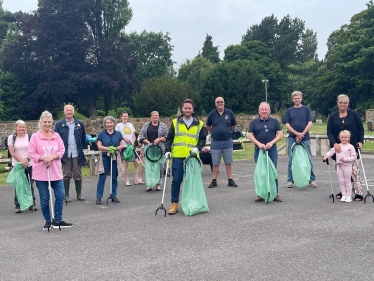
337, 94, 349, 104
39, 110, 53, 121
13, 120, 27, 134
339, 130, 351, 139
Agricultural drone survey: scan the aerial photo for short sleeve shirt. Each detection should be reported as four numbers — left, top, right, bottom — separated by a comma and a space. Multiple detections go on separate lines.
284, 105, 312, 140
8, 134, 33, 167
98, 130, 123, 156
248, 117, 281, 145
206, 108, 236, 141
115, 122, 136, 147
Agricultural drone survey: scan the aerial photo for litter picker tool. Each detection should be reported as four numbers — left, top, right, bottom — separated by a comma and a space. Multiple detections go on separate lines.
106, 150, 118, 205
155, 158, 170, 217
47, 167, 60, 231
356, 144, 373, 204
26, 171, 36, 211
134, 149, 145, 167
323, 157, 335, 203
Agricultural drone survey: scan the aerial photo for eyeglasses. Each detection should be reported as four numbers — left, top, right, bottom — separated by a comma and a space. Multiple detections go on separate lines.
216, 101, 224, 104
264, 125, 268, 132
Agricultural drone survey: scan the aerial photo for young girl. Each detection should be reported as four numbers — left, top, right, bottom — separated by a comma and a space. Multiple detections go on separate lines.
323, 130, 357, 202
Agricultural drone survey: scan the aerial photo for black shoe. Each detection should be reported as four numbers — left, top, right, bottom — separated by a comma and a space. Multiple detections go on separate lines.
111, 197, 121, 203
43, 221, 52, 230
53, 221, 73, 228
227, 179, 238, 187
208, 180, 218, 188
96, 198, 102, 205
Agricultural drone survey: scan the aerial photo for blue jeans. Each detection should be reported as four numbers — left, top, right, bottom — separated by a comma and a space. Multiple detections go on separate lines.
96, 156, 118, 198
287, 138, 316, 183
35, 179, 65, 223
254, 146, 279, 193
170, 158, 185, 203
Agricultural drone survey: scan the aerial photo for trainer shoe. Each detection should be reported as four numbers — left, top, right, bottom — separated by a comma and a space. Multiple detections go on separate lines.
345, 196, 352, 203
168, 202, 178, 215
208, 180, 218, 188
274, 195, 283, 202
43, 221, 52, 231
340, 195, 347, 202
309, 181, 318, 188
111, 197, 121, 203
227, 179, 238, 187
15, 208, 22, 213
53, 221, 73, 228
287, 182, 294, 188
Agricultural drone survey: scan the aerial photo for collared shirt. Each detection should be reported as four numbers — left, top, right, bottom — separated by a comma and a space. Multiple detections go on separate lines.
248, 117, 281, 145
206, 108, 236, 141
66, 119, 78, 158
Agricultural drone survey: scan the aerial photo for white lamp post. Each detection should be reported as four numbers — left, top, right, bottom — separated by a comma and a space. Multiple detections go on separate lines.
262, 79, 269, 103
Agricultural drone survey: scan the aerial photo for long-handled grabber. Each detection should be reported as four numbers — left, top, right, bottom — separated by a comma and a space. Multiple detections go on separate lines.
323, 157, 334, 203
134, 149, 145, 167
266, 150, 270, 204
47, 167, 60, 231
155, 158, 169, 217
26, 170, 36, 211
356, 145, 373, 204
106, 152, 117, 205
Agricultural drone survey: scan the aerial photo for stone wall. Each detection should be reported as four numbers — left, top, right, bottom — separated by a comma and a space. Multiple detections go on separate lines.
365, 109, 374, 123
0, 114, 279, 148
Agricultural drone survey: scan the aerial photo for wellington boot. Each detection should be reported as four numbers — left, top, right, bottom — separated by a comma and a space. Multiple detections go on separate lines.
64, 180, 71, 203
75, 180, 85, 201
168, 202, 178, 215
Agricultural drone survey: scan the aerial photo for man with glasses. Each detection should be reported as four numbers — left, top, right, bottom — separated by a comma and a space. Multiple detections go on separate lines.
206, 97, 238, 188
284, 91, 317, 188
248, 102, 283, 202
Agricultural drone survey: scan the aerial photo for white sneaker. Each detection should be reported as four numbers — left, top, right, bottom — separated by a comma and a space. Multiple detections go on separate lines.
309, 181, 318, 188
340, 195, 347, 202
287, 182, 294, 188
345, 196, 352, 203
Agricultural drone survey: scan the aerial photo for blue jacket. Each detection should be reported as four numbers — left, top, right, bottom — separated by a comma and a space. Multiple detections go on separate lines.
54, 118, 87, 166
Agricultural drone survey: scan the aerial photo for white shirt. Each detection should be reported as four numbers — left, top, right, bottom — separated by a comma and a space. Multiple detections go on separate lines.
115, 122, 136, 147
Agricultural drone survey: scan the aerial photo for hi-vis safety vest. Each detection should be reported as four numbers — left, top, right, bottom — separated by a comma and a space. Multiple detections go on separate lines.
171, 119, 203, 158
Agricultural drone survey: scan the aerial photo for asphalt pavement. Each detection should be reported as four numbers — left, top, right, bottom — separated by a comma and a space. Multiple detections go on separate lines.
1, 153, 374, 281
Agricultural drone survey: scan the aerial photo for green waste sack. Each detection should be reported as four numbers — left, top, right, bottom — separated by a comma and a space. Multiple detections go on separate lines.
254, 150, 278, 202
181, 156, 209, 216
123, 144, 135, 162
291, 142, 311, 188
144, 144, 164, 187
6, 163, 33, 211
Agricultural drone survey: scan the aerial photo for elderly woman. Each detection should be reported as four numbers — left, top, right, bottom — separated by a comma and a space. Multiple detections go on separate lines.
96, 116, 124, 205
138, 111, 168, 191
327, 94, 365, 201
115, 111, 139, 186
8, 120, 37, 213
29, 111, 72, 230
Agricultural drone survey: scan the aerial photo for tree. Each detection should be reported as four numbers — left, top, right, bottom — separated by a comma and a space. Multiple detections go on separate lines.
200, 34, 220, 63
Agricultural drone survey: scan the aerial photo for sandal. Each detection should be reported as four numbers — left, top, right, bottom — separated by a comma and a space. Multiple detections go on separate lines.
354, 194, 363, 201
156, 185, 161, 191
336, 192, 342, 199
146, 187, 152, 192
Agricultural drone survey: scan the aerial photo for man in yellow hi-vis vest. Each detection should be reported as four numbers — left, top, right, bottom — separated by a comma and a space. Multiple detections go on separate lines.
165, 99, 208, 215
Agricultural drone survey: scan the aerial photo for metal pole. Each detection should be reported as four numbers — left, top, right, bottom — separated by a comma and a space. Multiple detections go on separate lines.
262, 79, 269, 103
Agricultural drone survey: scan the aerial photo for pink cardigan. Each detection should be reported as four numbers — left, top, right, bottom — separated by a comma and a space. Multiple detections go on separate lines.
29, 131, 65, 181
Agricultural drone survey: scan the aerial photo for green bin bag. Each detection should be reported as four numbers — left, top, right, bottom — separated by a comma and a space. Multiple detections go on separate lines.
123, 144, 135, 162
6, 163, 33, 211
145, 144, 164, 188
254, 149, 278, 202
181, 156, 209, 216
291, 142, 311, 188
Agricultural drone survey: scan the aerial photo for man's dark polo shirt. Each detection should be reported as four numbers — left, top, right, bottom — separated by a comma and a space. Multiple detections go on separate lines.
206, 108, 237, 141
248, 117, 281, 145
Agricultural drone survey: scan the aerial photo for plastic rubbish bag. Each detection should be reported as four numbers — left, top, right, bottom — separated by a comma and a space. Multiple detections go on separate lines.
145, 144, 164, 187
181, 156, 209, 216
291, 142, 311, 188
123, 144, 135, 162
254, 149, 278, 202
6, 163, 33, 211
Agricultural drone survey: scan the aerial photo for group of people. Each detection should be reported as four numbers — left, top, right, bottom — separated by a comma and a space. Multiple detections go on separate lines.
8, 92, 366, 228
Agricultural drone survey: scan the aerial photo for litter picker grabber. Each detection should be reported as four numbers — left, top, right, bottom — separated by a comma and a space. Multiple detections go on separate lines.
47, 168, 60, 231
26, 171, 36, 211
266, 150, 270, 204
323, 157, 335, 203
155, 158, 170, 217
134, 149, 145, 167
356, 145, 373, 204
106, 152, 118, 205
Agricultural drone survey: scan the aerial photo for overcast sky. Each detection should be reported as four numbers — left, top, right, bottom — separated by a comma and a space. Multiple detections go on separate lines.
3, 0, 370, 68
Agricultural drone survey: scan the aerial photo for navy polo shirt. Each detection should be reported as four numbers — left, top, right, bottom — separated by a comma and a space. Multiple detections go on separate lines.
248, 117, 281, 145
206, 108, 237, 141
98, 130, 123, 156
284, 105, 312, 140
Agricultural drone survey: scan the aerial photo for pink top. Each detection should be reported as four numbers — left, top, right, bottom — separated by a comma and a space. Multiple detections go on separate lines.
8, 134, 33, 167
325, 143, 357, 166
29, 131, 65, 181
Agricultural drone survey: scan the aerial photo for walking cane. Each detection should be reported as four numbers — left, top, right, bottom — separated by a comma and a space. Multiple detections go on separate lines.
356, 145, 374, 203
155, 159, 169, 217
106, 152, 117, 205
47, 167, 60, 231
266, 150, 270, 204
323, 157, 334, 203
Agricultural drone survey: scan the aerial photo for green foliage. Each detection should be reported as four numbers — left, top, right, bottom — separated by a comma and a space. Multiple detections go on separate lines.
107, 106, 132, 118
200, 34, 220, 63
96, 110, 105, 117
